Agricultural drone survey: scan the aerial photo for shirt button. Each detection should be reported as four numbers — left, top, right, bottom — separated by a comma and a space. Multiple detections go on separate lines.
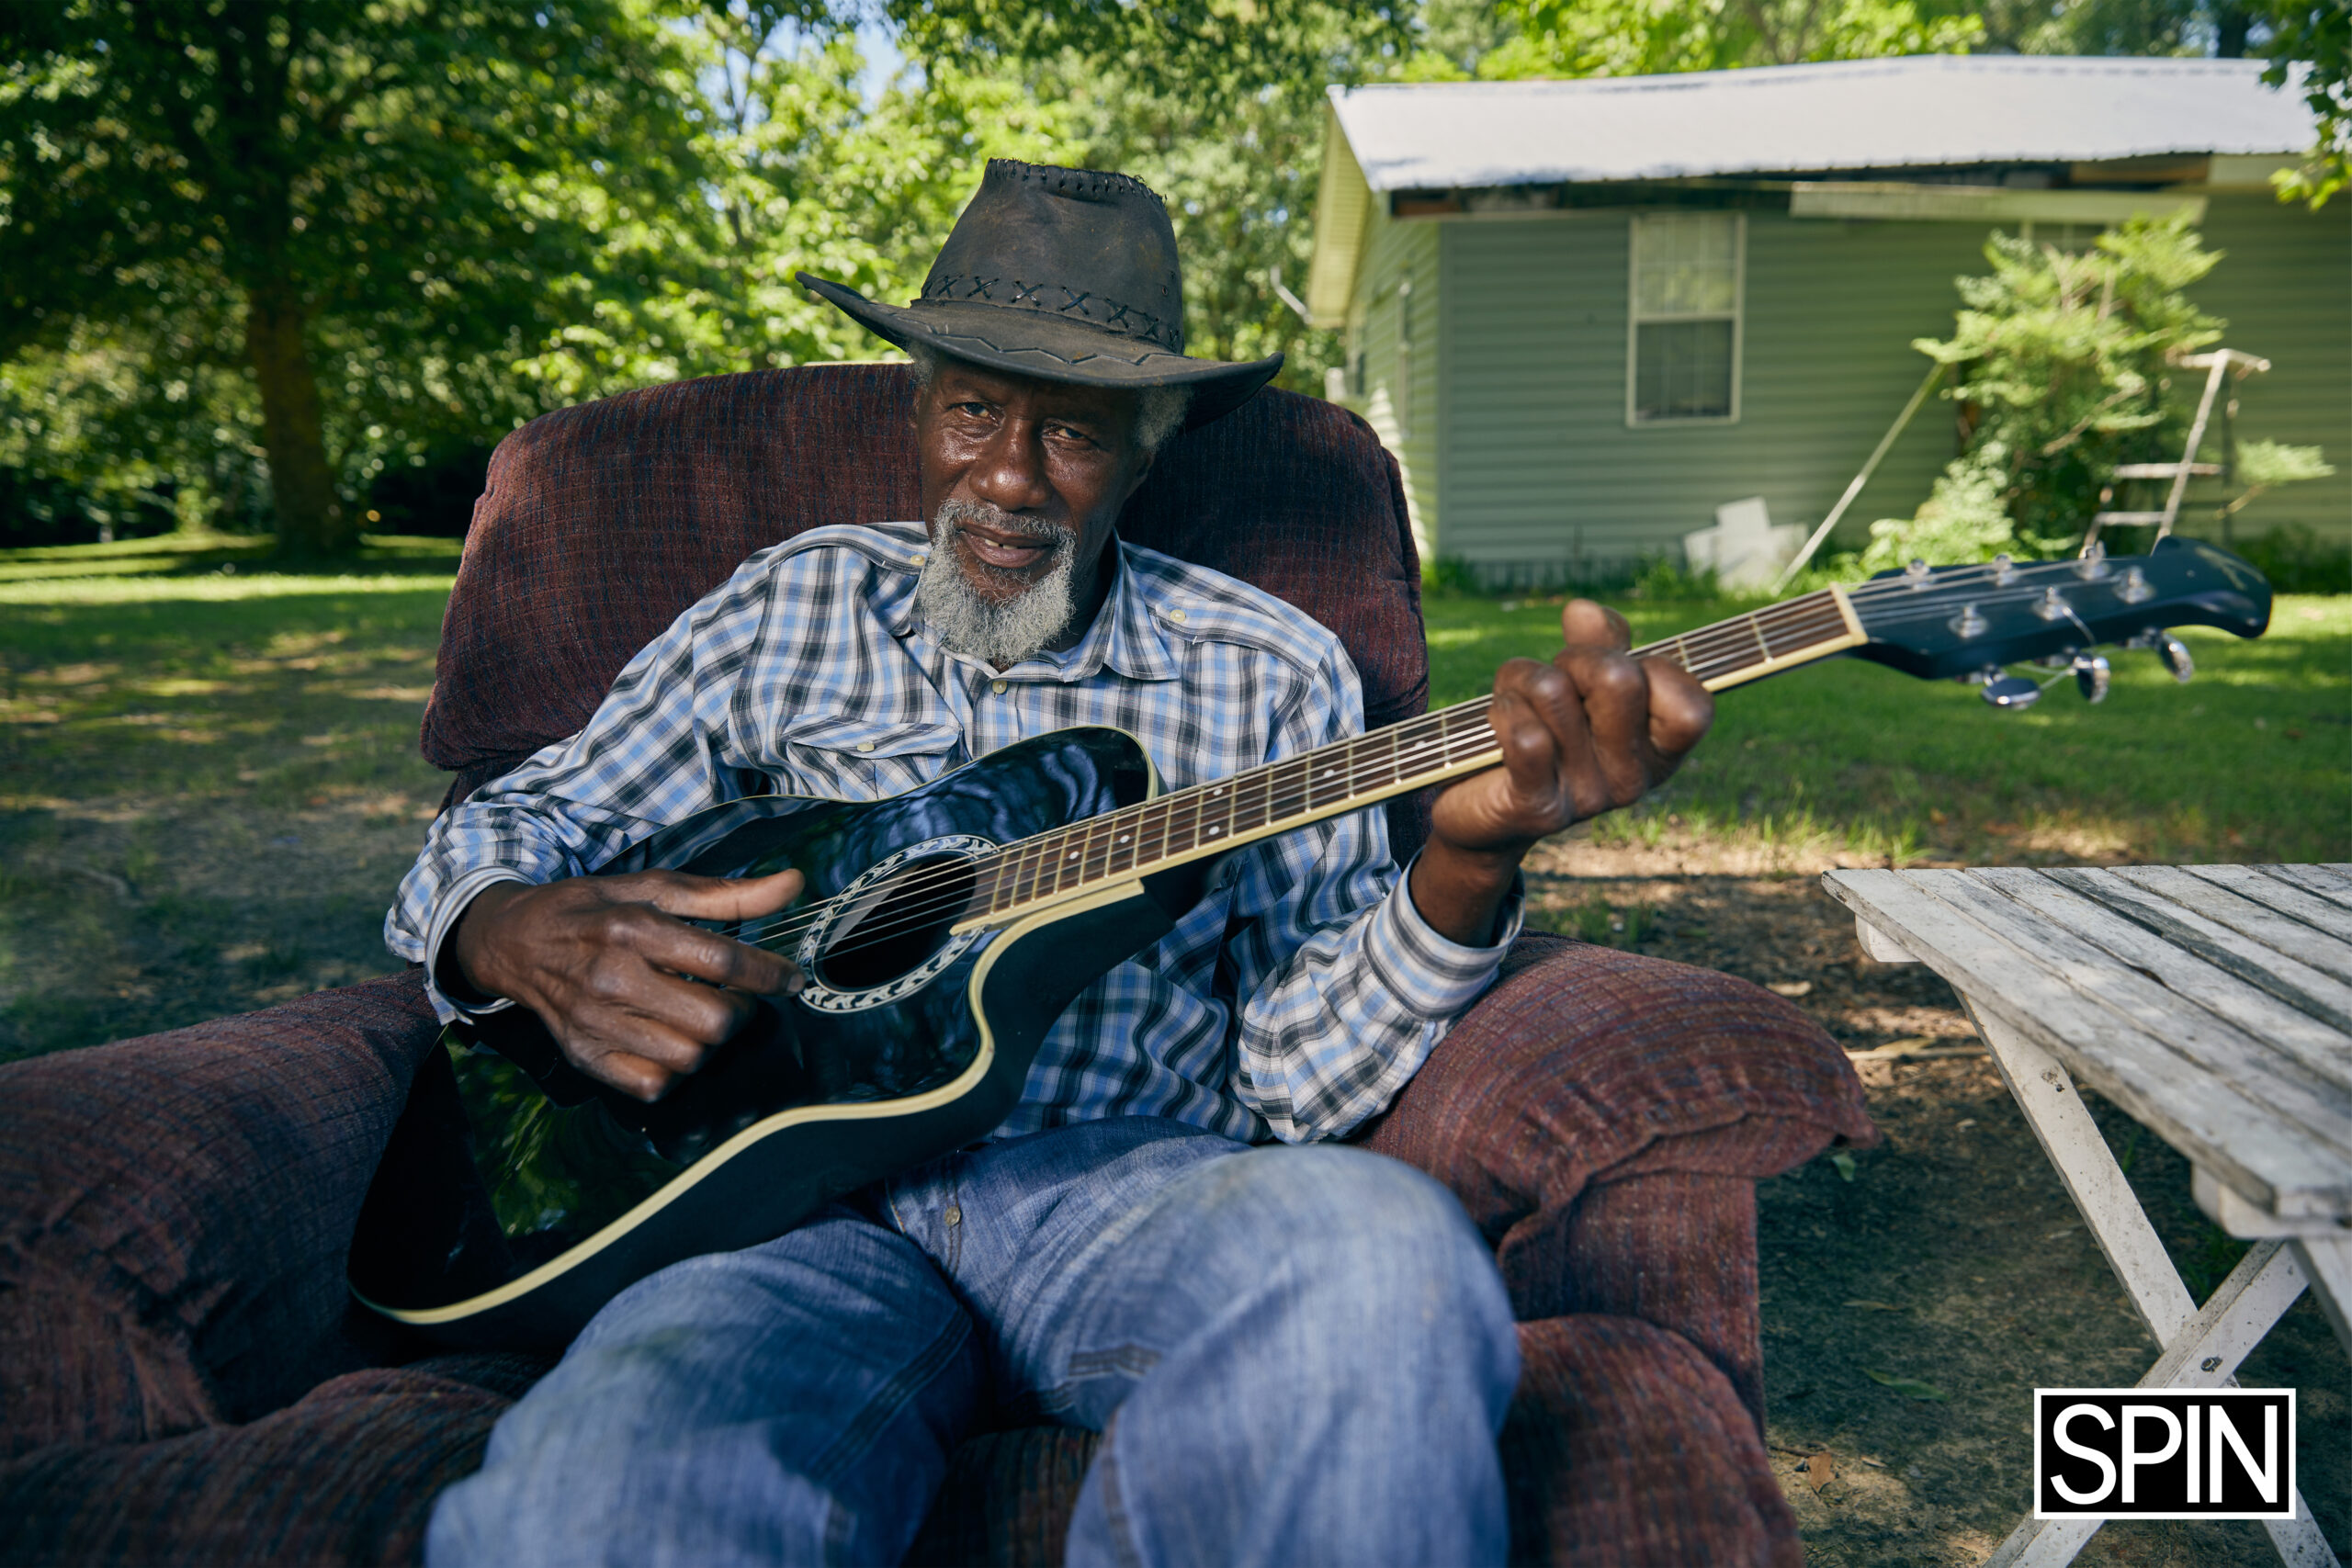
990, 680, 1008, 694
1170, 608, 1188, 623
944, 1206, 962, 1226
855, 740, 875, 752
910, 552, 927, 567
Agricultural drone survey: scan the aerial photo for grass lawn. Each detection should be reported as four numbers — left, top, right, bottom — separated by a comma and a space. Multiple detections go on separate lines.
0, 536, 460, 1059
1424, 590, 2351, 869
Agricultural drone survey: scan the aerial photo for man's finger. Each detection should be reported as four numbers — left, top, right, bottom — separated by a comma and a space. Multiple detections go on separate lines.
628, 913, 803, 997
1560, 598, 1631, 655
593, 1047, 683, 1102
637, 867, 806, 922
1640, 656, 1715, 762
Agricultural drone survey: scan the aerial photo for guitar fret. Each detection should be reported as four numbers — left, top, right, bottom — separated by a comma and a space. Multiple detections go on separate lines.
1165, 784, 1204, 859
1137, 795, 1172, 867
1200, 782, 1234, 846
1268, 755, 1311, 822
1106, 805, 1141, 876
1040, 825, 1081, 900
1006, 833, 1047, 910
973, 850, 1008, 916
1080, 813, 1114, 884
1308, 753, 1352, 810
1232, 767, 1272, 836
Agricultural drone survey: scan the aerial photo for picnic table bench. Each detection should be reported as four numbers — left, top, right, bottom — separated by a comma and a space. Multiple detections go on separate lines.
1821, 864, 2352, 1568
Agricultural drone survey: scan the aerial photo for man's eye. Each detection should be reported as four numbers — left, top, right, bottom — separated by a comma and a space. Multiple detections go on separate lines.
955, 400, 992, 417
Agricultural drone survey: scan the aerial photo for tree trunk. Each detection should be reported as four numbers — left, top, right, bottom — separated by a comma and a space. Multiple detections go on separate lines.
243, 287, 354, 556
2214, 3, 2251, 57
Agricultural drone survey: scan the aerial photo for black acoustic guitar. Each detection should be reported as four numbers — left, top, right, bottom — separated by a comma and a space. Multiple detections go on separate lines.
349, 538, 2270, 1349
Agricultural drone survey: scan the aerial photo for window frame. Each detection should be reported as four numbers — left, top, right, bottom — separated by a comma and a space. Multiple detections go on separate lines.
1623, 211, 1747, 428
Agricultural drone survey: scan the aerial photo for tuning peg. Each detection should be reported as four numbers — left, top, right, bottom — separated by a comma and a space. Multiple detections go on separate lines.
1982, 675, 2042, 710
2072, 653, 2110, 703
2154, 634, 2194, 683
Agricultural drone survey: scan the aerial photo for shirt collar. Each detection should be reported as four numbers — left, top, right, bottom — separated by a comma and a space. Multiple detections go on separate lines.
896, 532, 1182, 685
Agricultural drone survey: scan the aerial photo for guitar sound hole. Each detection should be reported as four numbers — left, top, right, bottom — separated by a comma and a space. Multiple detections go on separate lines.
816, 854, 977, 992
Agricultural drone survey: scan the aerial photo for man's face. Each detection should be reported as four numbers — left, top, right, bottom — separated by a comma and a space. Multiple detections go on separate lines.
911, 359, 1155, 663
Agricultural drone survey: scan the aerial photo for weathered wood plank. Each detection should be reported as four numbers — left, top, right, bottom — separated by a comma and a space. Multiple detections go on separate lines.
1962, 998, 2197, 1344
1977, 867, 2352, 1087
2103, 866, 2352, 986
2256, 863, 2352, 910
1917, 871, 2352, 1157
2040, 868, 2352, 1045
1821, 871, 2350, 1218
2183, 863, 2352, 942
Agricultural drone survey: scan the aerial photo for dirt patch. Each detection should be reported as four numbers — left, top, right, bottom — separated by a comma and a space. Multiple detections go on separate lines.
1524, 838, 2350, 1568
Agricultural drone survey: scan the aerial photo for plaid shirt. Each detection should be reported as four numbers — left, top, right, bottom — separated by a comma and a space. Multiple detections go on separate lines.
387, 521, 1519, 1145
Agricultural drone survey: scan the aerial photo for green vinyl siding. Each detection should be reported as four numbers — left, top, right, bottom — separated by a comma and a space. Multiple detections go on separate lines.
1436, 209, 1985, 578
1423, 194, 2347, 578
2186, 190, 2352, 547
1348, 205, 1442, 559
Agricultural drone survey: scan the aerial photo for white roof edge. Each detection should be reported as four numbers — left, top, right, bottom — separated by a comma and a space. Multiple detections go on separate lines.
1329, 55, 2317, 193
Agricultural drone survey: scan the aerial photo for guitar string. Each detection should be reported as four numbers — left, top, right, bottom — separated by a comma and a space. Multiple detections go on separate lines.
725, 563, 2177, 965
732, 568, 2157, 966
728, 566, 2163, 964
730, 705, 1516, 964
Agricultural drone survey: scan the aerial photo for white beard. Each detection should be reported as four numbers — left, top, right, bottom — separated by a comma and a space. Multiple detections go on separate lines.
915, 500, 1081, 668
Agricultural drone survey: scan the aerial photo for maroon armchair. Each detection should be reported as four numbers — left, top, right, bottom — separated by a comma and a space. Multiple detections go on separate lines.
0, 366, 1874, 1566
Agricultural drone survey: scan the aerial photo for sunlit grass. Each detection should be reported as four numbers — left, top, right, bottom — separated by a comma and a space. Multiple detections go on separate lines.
1424, 592, 2351, 867
1, 540, 458, 1060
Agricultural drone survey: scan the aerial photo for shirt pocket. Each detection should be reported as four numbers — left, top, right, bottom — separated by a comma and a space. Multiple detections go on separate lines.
773, 711, 965, 800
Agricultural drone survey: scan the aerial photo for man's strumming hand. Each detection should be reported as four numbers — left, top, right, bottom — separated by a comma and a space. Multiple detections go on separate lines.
1411, 598, 1713, 947
446, 869, 806, 1101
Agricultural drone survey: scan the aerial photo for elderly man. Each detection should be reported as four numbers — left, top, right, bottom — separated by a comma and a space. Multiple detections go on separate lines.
396, 161, 1712, 1567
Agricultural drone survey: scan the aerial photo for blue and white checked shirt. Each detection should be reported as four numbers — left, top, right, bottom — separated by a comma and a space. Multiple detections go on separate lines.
387, 521, 1520, 1145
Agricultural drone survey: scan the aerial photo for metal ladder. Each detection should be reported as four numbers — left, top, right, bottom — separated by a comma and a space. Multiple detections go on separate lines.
2084, 348, 2270, 550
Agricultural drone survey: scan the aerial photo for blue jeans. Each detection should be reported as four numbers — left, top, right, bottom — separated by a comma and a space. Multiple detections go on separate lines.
426, 1117, 1519, 1567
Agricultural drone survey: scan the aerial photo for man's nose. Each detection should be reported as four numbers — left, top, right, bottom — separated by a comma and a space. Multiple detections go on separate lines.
967, 419, 1054, 513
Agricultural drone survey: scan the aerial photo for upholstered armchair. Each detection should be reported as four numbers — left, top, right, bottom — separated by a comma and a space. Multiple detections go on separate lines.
0, 366, 1873, 1566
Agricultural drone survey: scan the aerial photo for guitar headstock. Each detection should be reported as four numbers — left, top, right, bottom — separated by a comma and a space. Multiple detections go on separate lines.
1843, 538, 2271, 707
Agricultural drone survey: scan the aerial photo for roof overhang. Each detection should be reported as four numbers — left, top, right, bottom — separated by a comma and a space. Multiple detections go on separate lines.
1306, 101, 1371, 331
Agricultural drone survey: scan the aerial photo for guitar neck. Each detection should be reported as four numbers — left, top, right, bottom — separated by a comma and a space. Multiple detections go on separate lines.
956, 584, 1864, 931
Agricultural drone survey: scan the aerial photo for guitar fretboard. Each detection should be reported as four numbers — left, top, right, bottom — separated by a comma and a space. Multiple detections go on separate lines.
954, 585, 1862, 931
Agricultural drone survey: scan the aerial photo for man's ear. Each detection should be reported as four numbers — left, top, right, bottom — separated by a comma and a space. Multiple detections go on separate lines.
1119, 445, 1158, 504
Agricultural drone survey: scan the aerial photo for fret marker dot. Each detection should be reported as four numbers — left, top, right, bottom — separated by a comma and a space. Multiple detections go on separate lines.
1207, 826, 1221, 836
1069, 851, 1080, 861
1118, 834, 1131, 844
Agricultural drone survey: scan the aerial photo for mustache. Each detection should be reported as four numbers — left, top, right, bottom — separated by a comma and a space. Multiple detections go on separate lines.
934, 499, 1071, 549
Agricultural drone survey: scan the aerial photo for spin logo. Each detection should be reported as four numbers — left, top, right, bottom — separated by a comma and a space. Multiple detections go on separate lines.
2035, 1390, 2296, 1519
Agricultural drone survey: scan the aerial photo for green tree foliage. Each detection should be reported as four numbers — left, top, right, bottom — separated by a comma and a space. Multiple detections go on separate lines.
1427, 0, 1983, 80
1865, 214, 2326, 568
0, 0, 704, 554
2259, 1, 2349, 209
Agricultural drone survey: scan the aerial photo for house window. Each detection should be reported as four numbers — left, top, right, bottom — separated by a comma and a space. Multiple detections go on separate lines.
1627, 213, 1744, 424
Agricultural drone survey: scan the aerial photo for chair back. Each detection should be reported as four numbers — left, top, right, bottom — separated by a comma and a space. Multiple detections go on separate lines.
423, 364, 1431, 857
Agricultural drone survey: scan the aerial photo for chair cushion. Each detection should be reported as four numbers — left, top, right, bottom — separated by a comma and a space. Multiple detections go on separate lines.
1502, 1315, 1804, 1568
1362, 933, 1877, 1325
422, 367, 1432, 857
0, 974, 445, 1456
0, 1366, 507, 1568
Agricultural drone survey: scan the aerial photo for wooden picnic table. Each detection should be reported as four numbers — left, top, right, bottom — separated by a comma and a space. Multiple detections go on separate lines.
1820, 864, 2352, 1568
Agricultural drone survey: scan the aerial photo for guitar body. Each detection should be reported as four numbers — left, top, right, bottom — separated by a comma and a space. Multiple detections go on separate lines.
350, 727, 1188, 1350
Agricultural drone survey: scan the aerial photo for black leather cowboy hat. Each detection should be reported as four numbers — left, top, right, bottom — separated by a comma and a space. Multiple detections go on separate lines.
797, 160, 1283, 431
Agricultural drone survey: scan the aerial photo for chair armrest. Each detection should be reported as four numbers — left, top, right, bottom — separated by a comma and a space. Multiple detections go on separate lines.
0, 973, 443, 1455
1362, 932, 1875, 1321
